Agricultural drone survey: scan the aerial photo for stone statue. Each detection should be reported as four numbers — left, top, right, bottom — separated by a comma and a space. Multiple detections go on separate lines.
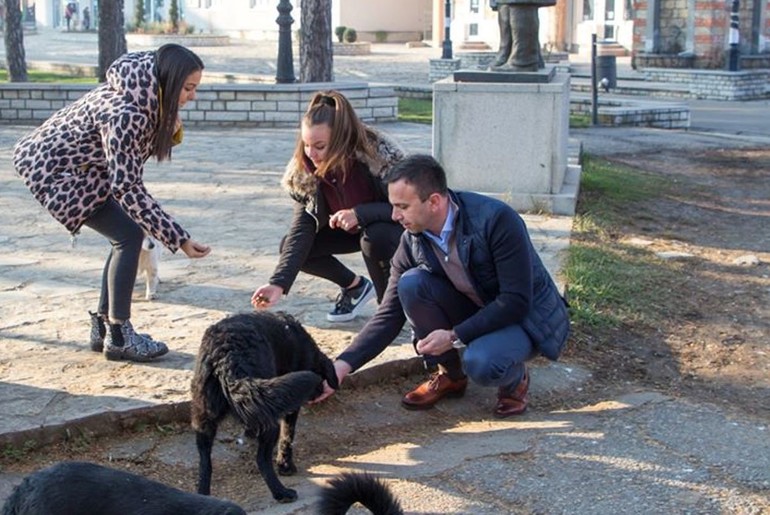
489, 0, 556, 72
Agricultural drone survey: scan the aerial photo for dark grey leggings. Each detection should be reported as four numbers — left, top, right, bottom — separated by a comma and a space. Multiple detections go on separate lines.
281, 221, 402, 302
82, 198, 144, 321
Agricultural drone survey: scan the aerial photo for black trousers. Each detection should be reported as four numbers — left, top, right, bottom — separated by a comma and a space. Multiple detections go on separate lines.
82, 198, 144, 321
282, 221, 402, 302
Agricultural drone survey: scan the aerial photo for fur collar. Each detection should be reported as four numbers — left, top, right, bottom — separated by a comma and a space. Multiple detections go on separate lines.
281, 126, 404, 203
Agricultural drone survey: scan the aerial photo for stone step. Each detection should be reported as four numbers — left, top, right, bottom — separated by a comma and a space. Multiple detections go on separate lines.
458, 41, 492, 51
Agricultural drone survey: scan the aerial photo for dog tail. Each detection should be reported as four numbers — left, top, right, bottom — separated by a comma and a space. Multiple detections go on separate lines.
317, 472, 403, 515
225, 370, 323, 428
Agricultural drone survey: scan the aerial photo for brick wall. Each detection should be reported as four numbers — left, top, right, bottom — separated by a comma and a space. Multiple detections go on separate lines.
0, 83, 398, 127
428, 58, 461, 82
658, 0, 690, 53
633, 0, 769, 68
641, 68, 769, 99
633, 0, 648, 51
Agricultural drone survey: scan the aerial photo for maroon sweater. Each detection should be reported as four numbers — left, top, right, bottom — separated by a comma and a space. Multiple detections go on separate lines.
318, 160, 378, 214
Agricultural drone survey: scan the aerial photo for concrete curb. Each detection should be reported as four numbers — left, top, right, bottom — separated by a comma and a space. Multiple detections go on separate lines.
0, 356, 424, 450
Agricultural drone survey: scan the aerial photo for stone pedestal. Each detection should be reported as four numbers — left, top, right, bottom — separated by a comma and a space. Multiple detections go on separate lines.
433, 69, 579, 215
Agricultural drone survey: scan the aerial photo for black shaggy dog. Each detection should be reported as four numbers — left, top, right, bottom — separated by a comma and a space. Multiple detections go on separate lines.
317, 473, 404, 515
1, 461, 246, 515
191, 311, 339, 504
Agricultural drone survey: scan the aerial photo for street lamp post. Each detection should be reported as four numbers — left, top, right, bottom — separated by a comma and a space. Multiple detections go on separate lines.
726, 0, 740, 71
441, 0, 453, 59
276, 0, 296, 84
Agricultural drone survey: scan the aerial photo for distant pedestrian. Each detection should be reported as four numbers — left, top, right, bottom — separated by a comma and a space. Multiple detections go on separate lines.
82, 6, 90, 30
63, 2, 74, 31
13, 44, 211, 362
251, 90, 405, 322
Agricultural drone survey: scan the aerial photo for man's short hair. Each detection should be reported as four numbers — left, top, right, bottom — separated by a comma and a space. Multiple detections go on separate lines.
385, 154, 448, 201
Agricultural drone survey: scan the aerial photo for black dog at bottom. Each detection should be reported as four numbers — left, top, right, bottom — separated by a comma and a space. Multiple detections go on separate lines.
191, 311, 339, 503
1, 461, 245, 515
317, 472, 404, 515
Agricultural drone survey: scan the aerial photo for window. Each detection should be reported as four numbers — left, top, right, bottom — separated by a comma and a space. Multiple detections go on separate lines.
469, 23, 478, 36
605, 0, 615, 21
583, 0, 593, 20
470, 0, 480, 13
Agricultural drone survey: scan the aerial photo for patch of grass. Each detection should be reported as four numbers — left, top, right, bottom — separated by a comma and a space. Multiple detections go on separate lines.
564, 243, 676, 328
565, 155, 678, 330
577, 154, 667, 229
0, 70, 97, 84
398, 97, 595, 129
2, 440, 37, 462
398, 97, 432, 124
569, 113, 591, 128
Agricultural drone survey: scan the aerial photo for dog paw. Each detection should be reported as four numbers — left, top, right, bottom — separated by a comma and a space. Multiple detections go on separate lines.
277, 460, 297, 476
274, 488, 298, 503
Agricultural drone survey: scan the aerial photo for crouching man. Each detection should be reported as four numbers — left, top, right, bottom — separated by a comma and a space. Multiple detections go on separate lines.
313, 154, 570, 417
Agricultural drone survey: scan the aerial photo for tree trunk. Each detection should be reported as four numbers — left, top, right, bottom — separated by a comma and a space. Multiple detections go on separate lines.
98, 0, 127, 82
3, 0, 28, 82
299, 0, 333, 83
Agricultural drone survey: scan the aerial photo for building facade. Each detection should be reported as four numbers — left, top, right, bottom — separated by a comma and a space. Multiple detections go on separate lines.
19, 0, 770, 69
632, 0, 770, 68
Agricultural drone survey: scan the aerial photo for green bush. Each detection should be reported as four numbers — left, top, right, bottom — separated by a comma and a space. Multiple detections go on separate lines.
375, 30, 388, 43
334, 26, 347, 43
343, 27, 358, 43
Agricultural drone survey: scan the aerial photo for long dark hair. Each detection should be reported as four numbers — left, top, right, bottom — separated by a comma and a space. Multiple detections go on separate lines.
154, 44, 203, 161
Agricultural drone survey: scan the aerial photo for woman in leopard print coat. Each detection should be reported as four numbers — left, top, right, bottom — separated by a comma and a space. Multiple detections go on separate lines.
13, 44, 211, 362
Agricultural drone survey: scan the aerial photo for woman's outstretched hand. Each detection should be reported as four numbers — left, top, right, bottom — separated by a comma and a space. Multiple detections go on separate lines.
251, 284, 284, 309
181, 239, 211, 258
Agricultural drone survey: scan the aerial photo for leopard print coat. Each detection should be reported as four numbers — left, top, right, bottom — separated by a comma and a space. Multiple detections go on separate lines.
13, 50, 190, 252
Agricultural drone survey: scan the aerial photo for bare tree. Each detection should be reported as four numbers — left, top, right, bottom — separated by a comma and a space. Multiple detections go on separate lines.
98, 0, 127, 82
3, 0, 28, 82
299, 0, 333, 83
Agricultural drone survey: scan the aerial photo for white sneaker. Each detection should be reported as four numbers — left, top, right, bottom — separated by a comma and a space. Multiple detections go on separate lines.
326, 277, 376, 322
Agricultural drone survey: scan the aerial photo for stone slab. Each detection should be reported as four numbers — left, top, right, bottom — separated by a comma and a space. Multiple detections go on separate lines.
454, 66, 556, 83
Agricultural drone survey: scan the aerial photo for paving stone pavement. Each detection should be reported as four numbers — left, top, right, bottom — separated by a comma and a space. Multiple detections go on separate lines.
0, 117, 574, 440
1, 31, 768, 514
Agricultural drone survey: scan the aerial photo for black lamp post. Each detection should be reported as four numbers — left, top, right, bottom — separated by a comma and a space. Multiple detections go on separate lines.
726, 0, 740, 71
441, 0, 453, 59
276, 0, 296, 83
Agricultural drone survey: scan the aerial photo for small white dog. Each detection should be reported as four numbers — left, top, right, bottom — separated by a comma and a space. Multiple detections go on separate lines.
137, 234, 161, 300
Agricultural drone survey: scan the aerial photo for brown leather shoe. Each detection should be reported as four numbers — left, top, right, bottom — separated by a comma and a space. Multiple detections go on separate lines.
494, 371, 529, 418
401, 372, 468, 410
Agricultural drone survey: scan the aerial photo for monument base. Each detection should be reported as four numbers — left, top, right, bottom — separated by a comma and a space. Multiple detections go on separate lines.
433, 71, 578, 215
454, 66, 556, 84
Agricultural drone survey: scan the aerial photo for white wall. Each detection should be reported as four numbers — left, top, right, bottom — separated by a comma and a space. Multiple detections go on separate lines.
336, 0, 432, 37
33, 0, 432, 42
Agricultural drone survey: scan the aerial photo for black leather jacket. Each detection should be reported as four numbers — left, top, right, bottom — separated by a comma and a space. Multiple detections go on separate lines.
268, 127, 404, 294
